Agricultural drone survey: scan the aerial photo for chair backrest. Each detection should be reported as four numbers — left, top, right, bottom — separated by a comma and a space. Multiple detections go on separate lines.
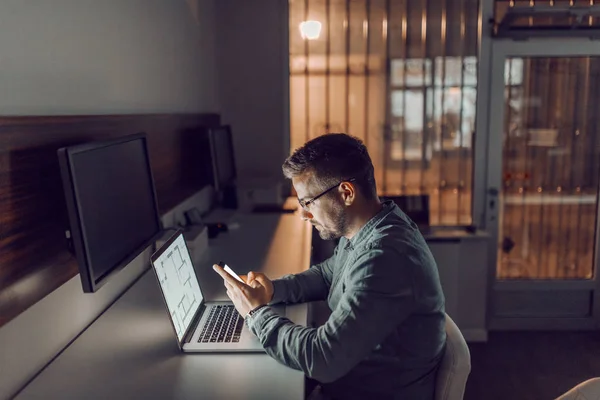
556, 377, 600, 400
435, 314, 471, 400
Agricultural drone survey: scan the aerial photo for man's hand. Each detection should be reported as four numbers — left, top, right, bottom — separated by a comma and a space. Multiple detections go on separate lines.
212, 265, 274, 317
245, 271, 274, 303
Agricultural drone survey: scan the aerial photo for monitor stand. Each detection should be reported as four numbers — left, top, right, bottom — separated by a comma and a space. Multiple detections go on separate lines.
221, 183, 238, 209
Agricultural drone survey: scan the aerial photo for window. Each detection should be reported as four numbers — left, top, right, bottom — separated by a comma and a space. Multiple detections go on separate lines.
289, 0, 480, 225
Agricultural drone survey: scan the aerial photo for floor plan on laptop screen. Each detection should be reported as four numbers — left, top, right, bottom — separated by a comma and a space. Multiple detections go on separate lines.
153, 234, 204, 340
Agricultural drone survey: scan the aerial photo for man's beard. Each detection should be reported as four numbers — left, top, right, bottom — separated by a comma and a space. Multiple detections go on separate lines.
317, 202, 348, 240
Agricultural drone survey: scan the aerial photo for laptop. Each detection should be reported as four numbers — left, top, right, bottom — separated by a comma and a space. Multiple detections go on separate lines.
150, 229, 283, 352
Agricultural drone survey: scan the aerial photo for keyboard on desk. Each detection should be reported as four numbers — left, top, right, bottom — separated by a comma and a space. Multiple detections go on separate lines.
199, 305, 244, 343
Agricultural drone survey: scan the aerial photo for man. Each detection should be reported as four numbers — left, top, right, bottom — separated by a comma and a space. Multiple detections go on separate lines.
214, 133, 446, 399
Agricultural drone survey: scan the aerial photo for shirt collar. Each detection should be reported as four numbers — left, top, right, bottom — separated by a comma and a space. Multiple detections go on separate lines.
343, 200, 395, 251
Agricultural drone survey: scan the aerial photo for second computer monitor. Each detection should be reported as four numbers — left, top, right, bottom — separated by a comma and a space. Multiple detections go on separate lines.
208, 125, 236, 192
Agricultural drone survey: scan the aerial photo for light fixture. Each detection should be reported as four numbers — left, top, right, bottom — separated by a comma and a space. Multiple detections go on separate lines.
299, 20, 322, 40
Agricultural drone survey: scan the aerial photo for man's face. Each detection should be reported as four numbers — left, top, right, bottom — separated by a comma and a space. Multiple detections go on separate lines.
292, 172, 349, 240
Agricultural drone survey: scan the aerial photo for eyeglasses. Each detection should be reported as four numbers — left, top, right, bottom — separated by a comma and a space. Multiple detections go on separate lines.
298, 178, 356, 210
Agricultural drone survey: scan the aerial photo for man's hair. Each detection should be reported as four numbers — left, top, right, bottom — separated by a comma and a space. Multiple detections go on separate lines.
282, 133, 377, 199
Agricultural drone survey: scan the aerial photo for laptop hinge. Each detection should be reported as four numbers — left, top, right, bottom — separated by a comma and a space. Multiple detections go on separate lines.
182, 303, 206, 345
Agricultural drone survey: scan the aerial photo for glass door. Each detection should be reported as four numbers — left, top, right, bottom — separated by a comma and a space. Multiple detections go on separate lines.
485, 40, 600, 329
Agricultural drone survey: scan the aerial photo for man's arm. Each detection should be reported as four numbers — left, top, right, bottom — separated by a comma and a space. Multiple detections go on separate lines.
268, 244, 338, 305
248, 247, 416, 383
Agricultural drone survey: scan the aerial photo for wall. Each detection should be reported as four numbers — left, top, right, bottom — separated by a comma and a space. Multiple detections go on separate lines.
215, 0, 290, 186
0, 0, 218, 115
0, 1, 218, 398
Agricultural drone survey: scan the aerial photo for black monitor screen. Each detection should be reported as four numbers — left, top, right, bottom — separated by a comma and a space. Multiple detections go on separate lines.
59, 134, 161, 292
383, 194, 430, 229
210, 126, 236, 191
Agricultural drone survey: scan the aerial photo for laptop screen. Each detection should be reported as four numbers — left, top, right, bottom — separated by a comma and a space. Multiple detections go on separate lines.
151, 232, 204, 341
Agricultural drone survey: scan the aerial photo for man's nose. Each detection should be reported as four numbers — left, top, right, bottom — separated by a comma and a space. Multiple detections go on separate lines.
299, 208, 313, 221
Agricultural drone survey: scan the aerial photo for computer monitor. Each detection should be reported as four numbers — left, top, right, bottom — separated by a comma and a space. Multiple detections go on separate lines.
208, 125, 237, 208
58, 133, 162, 293
383, 194, 431, 233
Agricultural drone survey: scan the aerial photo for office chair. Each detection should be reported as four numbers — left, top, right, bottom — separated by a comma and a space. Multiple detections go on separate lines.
435, 314, 471, 400
556, 377, 600, 400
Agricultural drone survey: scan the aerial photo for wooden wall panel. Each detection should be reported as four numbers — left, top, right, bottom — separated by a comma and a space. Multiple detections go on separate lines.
0, 113, 219, 326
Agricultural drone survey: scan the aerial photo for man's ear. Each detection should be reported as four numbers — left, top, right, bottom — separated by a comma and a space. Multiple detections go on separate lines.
339, 181, 355, 206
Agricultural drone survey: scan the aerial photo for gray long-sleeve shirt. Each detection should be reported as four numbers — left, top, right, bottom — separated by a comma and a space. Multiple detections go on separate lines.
246, 201, 446, 400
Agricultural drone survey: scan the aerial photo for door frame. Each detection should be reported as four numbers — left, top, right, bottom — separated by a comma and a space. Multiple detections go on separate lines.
481, 38, 600, 330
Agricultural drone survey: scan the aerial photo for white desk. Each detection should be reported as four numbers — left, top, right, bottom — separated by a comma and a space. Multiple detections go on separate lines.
17, 213, 311, 400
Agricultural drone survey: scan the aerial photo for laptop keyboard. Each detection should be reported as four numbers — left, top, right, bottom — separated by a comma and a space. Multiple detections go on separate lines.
198, 305, 244, 343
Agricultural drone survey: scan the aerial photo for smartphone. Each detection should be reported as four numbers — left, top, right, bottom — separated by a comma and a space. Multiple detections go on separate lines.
217, 261, 245, 284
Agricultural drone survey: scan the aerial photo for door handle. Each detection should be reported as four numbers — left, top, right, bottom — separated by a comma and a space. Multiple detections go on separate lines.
488, 187, 498, 213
